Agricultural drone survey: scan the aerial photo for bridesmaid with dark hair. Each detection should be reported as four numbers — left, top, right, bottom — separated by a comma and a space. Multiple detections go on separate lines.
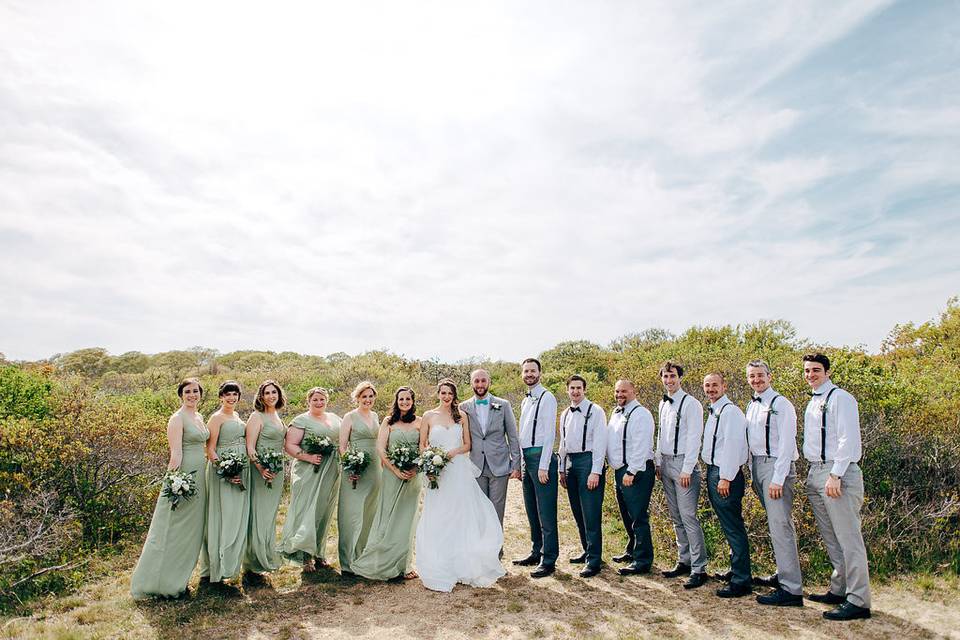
279, 387, 342, 572
199, 380, 250, 588
353, 387, 424, 581
337, 381, 382, 575
131, 378, 209, 599
243, 380, 287, 585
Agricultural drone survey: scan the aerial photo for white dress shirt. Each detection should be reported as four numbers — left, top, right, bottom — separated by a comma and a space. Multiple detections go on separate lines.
519, 383, 558, 471
558, 399, 607, 474
745, 386, 799, 485
655, 388, 704, 474
700, 395, 748, 482
473, 395, 491, 432
605, 399, 654, 475
803, 381, 862, 477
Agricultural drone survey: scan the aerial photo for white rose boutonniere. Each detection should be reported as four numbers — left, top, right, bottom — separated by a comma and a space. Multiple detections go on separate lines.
491, 403, 502, 411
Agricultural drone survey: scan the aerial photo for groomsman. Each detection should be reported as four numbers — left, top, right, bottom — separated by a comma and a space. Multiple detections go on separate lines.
558, 375, 607, 577
701, 373, 752, 597
513, 358, 559, 578
606, 379, 657, 577
460, 368, 521, 526
655, 361, 708, 588
745, 359, 804, 607
802, 353, 872, 621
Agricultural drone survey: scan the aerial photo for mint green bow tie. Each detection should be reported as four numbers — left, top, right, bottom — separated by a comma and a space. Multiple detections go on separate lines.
476, 398, 489, 405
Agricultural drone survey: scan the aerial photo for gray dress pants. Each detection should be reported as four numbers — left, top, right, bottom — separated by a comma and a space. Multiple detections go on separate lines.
659, 453, 707, 572
476, 460, 509, 526
751, 456, 802, 595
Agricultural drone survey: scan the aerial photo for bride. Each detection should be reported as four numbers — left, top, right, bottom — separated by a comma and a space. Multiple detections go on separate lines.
416, 378, 505, 592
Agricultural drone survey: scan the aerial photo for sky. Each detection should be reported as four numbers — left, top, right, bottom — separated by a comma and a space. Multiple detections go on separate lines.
1, 0, 958, 363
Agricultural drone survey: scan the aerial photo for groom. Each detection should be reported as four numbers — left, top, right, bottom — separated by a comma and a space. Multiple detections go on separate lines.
460, 368, 521, 525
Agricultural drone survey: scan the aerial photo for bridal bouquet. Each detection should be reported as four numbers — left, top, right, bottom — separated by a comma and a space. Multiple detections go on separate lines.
215, 451, 248, 491
341, 447, 370, 489
256, 448, 285, 489
416, 446, 451, 490
160, 469, 198, 511
301, 434, 336, 473
387, 443, 418, 479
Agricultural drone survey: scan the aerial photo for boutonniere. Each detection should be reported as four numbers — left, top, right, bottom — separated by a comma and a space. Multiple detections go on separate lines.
765, 407, 779, 416
491, 403, 502, 411
819, 402, 828, 415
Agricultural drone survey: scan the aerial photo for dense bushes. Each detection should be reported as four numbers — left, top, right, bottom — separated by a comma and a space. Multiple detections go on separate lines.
1, 299, 958, 609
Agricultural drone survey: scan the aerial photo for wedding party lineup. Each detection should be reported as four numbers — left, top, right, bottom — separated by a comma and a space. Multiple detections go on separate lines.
131, 353, 873, 622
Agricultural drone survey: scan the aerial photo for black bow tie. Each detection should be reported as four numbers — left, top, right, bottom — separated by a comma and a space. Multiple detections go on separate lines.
708, 407, 715, 415
570, 406, 581, 413
525, 392, 533, 397
808, 391, 821, 397
662, 394, 673, 403
751, 396, 762, 402
614, 407, 624, 413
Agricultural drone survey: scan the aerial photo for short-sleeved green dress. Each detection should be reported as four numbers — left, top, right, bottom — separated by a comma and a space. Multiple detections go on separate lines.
244, 411, 286, 574
279, 412, 342, 565
352, 424, 422, 580
337, 412, 382, 573
130, 410, 209, 598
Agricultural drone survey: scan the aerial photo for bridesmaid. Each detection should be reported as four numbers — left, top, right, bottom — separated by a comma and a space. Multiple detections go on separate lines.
337, 381, 382, 575
130, 378, 209, 599
352, 387, 423, 581
243, 379, 287, 585
200, 380, 250, 587
279, 387, 342, 572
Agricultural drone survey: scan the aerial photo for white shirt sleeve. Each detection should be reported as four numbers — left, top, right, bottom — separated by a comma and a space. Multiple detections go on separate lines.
626, 408, 654, 475
538, 392, 558, 471
832, 391, 861, 477
772, 400, 798, 485
682, 399, 704, 475
590, 407, 607, 474
557, 408, 569, 472
719, 408, 747, 481
654, 402, 665, 467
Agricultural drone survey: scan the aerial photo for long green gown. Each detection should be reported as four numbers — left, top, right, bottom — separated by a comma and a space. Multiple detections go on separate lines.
352, 425, 422, 580
130, 410, 209, 599
279, 412, 342, 565
244, 411, 286, 574
200, 414, 251, 582
337, 412, 382, 573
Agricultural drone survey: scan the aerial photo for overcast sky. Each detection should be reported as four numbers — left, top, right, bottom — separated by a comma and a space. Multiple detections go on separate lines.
1, 1, 958, 362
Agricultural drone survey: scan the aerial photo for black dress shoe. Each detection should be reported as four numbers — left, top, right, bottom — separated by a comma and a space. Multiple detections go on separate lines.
513, 554, 542, 567
569, 552, 588, 564
661, 562, 691, 578
757, 588, 803, 607
712, 570, 733, 582
530, 564, 555, 579
612, 553, 634, 564
579, 565, 601, 578
823, 601, 871, 621
808, 591, 846, 605
618, 564, 652, 576
242, 571, 267, 586
683, 572, 708, 589
753, 573, 779, 588
716, 583, 753, 598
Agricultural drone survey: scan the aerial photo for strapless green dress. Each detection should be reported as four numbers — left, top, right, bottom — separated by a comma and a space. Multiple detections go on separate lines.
337, 412, 382, 573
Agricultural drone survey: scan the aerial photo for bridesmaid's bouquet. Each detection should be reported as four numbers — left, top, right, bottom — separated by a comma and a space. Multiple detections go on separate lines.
387, 443, 418, 480
256, 449, 285, 489
341, 447, 370, 489
215, 451, 248, 491
416, 446, 451, 490
301, 434, 336, 473
160, 469, 198, 510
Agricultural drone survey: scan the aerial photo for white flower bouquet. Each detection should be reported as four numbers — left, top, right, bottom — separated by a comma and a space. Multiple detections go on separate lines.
256, 448, 285, 489
341, 447, 370, 489
301, 434, 336, 473
160, 469, 198, 510
387, 443, 418, 479
215, 451, 248, 491
416, 446, 451, 490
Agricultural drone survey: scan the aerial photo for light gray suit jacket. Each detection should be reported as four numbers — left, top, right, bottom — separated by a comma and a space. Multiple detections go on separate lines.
460, 395, 521, 477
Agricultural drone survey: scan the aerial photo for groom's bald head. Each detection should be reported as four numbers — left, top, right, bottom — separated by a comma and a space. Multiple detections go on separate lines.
471, 369, 491, 398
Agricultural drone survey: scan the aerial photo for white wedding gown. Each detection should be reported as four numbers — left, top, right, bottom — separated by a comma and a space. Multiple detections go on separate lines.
416, 423, 505, 592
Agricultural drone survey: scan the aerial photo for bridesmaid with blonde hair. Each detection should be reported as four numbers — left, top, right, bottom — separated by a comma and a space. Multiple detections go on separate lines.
243, 380, 287, 585
131, 378, 209, 599
353, 386, 423, 581
279, 387, 342, 572
337, 381, 382, 575
199, 380, 250, 588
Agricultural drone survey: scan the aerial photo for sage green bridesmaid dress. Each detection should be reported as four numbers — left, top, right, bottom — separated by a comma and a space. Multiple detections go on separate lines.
337, 412, 382, 573
352, 425, 422, 580
130, 410, 209, 599
244, 411, 286, 574
202, 415, 251, 582
279, 412, 342, 565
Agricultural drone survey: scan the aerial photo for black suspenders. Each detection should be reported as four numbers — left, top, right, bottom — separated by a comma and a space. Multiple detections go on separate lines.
820, 388, 838, 463
529, 392, 545, 447
673, 395, 688, 455
562, 403, 595, 454
621, 406, 640, 462
764, 395, 780, 456
709, 403, 730, 464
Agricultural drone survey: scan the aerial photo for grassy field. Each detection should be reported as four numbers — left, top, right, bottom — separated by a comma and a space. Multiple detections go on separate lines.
2, 484, 958, 640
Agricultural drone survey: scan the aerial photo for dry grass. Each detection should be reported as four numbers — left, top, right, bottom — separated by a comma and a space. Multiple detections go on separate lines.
2, 485, 958, 640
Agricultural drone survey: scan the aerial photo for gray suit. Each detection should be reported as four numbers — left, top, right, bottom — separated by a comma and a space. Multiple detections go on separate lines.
460, 395, 521, 524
